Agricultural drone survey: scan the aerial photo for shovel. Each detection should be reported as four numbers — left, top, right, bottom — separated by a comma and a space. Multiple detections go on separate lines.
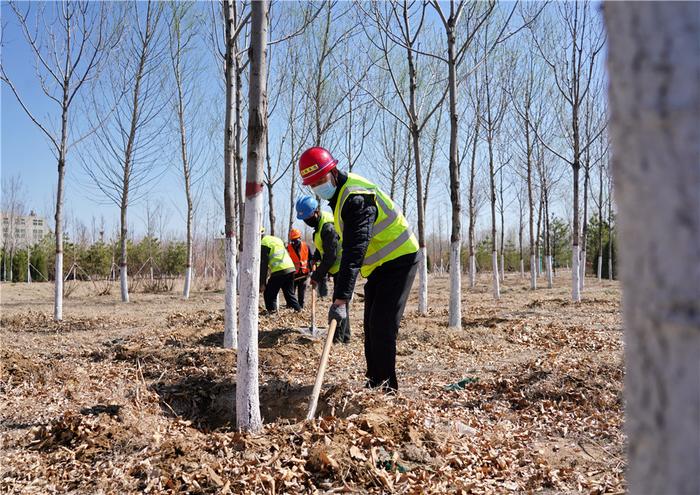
306, 318, 338, 420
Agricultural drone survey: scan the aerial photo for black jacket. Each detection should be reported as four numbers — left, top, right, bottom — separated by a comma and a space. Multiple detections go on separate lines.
328, 171, 377, 300
311, 221, 340, 283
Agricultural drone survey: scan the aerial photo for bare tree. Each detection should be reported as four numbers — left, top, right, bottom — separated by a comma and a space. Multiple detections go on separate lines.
430, 0, 502, 325
481, 39, 509, 300
304, 1, 355, 148
169, 2, 209, 299
605, 3, 700, 492
221, 0, 250, 349
361, 1, 450, 315
0, 175, 25, 282
531, 2, 605, 302
466, 71, 481, 289
1, 1, 115, 319
236, 0, 268, 433
81, 0, 166, 304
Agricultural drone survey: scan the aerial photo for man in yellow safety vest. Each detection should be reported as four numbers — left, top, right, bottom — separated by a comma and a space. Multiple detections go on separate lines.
296, 195, 350, 344
260, 231, 301, 313
297, 147, 419, 391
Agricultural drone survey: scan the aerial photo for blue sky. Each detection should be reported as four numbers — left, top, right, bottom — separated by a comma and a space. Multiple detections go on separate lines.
1, 1, 212, 241
1, 1, 599, 247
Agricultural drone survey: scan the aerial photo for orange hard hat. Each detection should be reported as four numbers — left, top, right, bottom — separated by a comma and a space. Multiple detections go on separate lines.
298, 147, 337, 185
289, 228, 301, 240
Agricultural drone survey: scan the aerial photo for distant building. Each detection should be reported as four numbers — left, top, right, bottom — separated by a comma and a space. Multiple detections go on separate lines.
0, 211, 51, 249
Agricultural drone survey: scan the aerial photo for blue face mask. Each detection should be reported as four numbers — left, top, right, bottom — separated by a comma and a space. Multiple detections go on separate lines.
312, 181, 337, 200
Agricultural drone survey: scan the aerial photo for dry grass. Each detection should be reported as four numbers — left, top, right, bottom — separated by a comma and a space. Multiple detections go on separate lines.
0, 271, 625, 494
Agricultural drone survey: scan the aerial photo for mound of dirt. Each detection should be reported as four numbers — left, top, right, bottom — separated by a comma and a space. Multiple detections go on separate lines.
1, 311, 127, 334
0, 349, 47, 383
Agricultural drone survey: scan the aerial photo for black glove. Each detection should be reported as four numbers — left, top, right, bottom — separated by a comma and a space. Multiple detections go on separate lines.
328, 303, 347, 324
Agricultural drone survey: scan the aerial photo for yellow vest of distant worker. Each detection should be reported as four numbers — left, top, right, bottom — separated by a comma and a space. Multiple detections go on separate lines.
314, 211, 341, 275
333, 173, 418, 277
261, 235, 295, 274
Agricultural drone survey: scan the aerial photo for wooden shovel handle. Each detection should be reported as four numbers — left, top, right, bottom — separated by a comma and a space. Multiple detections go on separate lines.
306, 319, 338, 420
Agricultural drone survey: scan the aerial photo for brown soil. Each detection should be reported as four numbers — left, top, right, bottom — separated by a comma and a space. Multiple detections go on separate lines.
0, 272, 625, 493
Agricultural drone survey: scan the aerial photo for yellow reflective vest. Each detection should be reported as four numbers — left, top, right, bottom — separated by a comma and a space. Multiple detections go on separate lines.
333, 173, 419, 277
261, 235, 295, 274
314, 210, 341, 275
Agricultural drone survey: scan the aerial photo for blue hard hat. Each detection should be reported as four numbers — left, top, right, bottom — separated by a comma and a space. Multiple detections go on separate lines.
296, 195, 318, 220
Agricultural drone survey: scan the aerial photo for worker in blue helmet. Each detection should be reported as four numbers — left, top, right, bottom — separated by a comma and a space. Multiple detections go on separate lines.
296, 196, 350, 344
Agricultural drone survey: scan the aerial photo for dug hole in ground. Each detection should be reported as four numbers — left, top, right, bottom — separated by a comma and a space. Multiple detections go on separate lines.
0, 271, 624, 493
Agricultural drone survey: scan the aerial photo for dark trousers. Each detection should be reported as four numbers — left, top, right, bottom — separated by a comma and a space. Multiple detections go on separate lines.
363, 253, 418, 390
264, 272, 301, 311
317, 276, 329, 299
294, 276, 307, 308
331, 273, 351, 343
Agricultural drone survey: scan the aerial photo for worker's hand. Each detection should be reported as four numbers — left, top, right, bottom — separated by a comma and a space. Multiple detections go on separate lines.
328, 300, 347, 324
309, 277, 318, 288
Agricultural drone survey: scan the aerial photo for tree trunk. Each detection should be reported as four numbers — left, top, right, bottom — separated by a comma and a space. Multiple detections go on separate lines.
527, 116, 536, 289
468, 99, 479, 289
597, 158, 604, 280
499, 168, 505, 283
606, 3, 700, 492
411, 125, 428, 315
407, 30, 428, 313
235, 55, 245, 246
223, 0, 238, 350
119, 202, 129, 303
446, 19, 462, 328
580, 163, 590, 292
236, 0, 267, 433
571, 161, 581, 302
173, 18, 193, 300
485, 67, 499, 301
54, 151, 66, 320
608, 181, 614, 281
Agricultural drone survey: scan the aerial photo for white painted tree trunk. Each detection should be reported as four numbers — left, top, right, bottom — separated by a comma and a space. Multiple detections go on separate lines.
236, 0, 267, 433
597, 255, 602, 280
223, 237, 237, 349
469, 254, 476, 289
120, 265, 129, 303
491, 251, 500, 300
519, 258, 524, 279
579, 249, 586, 291
183, 267, 192, 299
530, 254, 537, 289
448, 242, 461, 328
237, 193, 263, 432
608, 257, 613, 281
606, 3, 700, 492
418, 247, 428, 315
546, 255, 553, 289
54, 252, 63, 320
571, 246, 581, 303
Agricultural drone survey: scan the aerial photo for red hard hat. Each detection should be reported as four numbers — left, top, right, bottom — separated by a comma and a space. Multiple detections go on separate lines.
298, 147, 337, 186
289, 228, 301, 240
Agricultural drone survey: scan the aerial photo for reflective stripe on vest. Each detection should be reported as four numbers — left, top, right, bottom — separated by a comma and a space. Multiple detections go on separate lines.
261, 235, 295, 273
314, 211, 341, 275
287, 242, 310, 274
333, 173, 418, 277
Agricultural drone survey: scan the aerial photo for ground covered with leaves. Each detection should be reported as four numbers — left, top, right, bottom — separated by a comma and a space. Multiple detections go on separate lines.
0, 272, 625, 494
